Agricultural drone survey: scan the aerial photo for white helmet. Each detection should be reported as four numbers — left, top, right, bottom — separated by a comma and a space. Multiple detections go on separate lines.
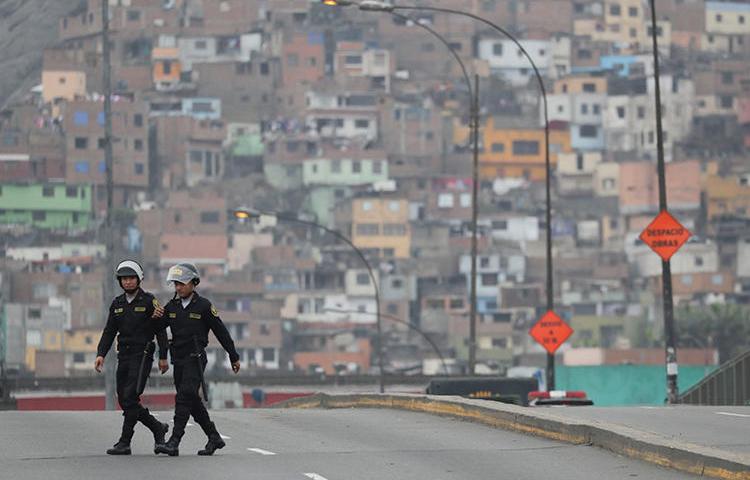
116, 260, 144, 282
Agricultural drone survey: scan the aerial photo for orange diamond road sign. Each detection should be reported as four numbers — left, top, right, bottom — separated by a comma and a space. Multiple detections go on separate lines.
529, 311, 573, 354
639, 210, 691, 261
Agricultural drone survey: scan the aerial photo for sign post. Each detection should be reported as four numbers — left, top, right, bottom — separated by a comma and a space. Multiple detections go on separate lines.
640, 210, 691, 404
529, 311, 573, 390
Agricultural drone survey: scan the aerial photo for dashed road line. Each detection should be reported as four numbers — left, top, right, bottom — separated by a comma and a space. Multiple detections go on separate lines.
303, 474, 329, 480
220, 434, 231, 440
247, 447, 277, 456
715, 411, 750, 418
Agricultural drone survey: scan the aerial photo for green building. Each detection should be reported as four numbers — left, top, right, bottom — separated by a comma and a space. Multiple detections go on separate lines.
0, 184, 92, 229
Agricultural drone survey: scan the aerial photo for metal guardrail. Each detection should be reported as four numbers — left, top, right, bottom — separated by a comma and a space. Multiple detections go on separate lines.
680, 349, 750, 406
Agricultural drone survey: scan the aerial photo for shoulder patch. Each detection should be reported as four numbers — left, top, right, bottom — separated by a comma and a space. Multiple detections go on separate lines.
210, 304, 219, 317
152, 298, 161, 309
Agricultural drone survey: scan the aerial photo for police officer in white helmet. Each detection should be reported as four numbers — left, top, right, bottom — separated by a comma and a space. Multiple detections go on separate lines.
94, 260, 170, 455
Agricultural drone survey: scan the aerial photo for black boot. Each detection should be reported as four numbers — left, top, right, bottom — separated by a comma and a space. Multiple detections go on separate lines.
106, 440, 131, 455
197, 422, 225, 456
154, 435, 180, 457
138, 408, 169, 452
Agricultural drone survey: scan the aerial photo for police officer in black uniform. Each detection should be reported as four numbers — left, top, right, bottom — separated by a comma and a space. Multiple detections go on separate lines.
95, 260, 170, 455
155, 263, 241, 457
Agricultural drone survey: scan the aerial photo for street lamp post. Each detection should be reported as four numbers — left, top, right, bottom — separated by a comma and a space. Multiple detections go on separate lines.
322, 0, 556, 387
233, 207, 386, 393
647, 0, 678, 405
322, 0, 482, 375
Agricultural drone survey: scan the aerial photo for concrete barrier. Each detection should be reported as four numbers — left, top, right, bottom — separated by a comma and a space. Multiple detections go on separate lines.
275, 393, 750, 480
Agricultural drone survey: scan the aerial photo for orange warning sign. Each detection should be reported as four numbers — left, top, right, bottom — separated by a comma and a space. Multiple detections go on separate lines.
529, 311, 573, 354
639, 210, 691, 261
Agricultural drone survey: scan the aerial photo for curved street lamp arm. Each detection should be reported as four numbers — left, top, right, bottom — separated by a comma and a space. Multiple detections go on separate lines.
263, 211, 386, 392
392, 4, 553, 311
326, 308, 449, 375
388, 10, 474, 106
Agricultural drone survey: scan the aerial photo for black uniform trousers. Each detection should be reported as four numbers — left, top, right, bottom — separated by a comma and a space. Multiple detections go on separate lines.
115, 349, 162, 442
171, 355, 212, 439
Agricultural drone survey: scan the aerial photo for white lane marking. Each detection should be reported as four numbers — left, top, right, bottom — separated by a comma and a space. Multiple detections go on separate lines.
220, 434, 231, 440
716, 412, 750, 418
247, 447, 277, 456
186, 422, 195, 427
304, 474, 329, 480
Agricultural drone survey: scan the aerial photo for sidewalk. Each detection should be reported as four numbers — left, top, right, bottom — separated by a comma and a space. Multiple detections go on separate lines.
277, 393, 750, 480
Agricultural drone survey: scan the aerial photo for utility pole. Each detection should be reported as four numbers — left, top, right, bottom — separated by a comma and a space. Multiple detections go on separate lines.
649, 0, 678, 404
468, 75, 479, 375
102, 0, 117, 411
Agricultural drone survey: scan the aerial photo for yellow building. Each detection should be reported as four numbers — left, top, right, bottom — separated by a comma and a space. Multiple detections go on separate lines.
705, 175, 750, 221
41, 70, 86, 104
553, 75, 607, 95
479, 116, 571, 182
352, 197, 411, 258
573, 0, 648, 52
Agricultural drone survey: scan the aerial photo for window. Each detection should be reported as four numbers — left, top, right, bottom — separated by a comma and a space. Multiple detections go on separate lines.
637, 106, 645, 119
628, 6, 638, 16
195, 40, 207, 50
262, 348, 275, 362
97, 138, 106, 150
493, 43, 503, 55
355, 119, 370, 129
581, 104, 589, 114
491, 143, 505, 153
260, 62, 270, 75
201, 211, 220, 223
480, 256, 490, 268
609, 4, 621, 15
66, 186, 78, 198
32, 211, 46, 221
287, 53, 298, 66
492, 220, 507, 230
712, 274, 724, 286
42, 186, 55, 197
720, 96, 733, 109
721, 71, 735, 84
383, 248, 395, 257
356, 273, 370, 285
617, 106, 625, 119
352, 161, 362, 173
75, 137, 88, 149
134, 114, 143, 127
73, 111, 89, 126
716, 14, 722, 22
388, 201, 400, 212
580, 125, 598, 138
391, 278, 403, 289
460, 193, 471, 208
344, 55, 362, 65
450, 299, 464, 309
28, 308, 42, 319
438, 193, 454, 208
481, 273, 498, 286
582, 82, 596, 93
356, 223, 379, 235
492, 338, 508, 348
134, 163, 145, 175
134, 139, 144, 151
593, 104, 600, 114
75, 161, 89, 173
383, 224, 406, 236
695, 256, 703, 267
361, 200, 373, 211
577, 153, 584, 171
386, 303, 398, 314
73, 352, 86, 363
331, 160, 341, 173
512, 140, 539, 155
260, 324, 270, 335
127, 10, 141, 21
163, 60, 172, 75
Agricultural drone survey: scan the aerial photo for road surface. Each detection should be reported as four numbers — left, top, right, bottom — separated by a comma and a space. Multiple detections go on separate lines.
0, 409, 700, 479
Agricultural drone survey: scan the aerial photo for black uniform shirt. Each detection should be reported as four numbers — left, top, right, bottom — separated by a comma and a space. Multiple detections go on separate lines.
97, 289, 168, 359
163, 291, 240, 364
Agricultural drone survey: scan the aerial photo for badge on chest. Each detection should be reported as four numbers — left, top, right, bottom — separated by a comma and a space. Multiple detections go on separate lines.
189, 313, 202, 320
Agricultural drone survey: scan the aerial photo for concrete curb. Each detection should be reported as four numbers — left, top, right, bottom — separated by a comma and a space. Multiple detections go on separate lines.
275, 393, 750, 480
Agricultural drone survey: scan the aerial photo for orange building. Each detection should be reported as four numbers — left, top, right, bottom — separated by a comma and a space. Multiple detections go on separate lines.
479, 116, 571, 181
352, 196, 411, 259
705, 175, 750, 221
152, 47, 181, 91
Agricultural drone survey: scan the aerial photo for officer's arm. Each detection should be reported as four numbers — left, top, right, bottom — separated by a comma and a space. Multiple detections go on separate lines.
206, 303, 240, 364
96, 302, 118, 358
